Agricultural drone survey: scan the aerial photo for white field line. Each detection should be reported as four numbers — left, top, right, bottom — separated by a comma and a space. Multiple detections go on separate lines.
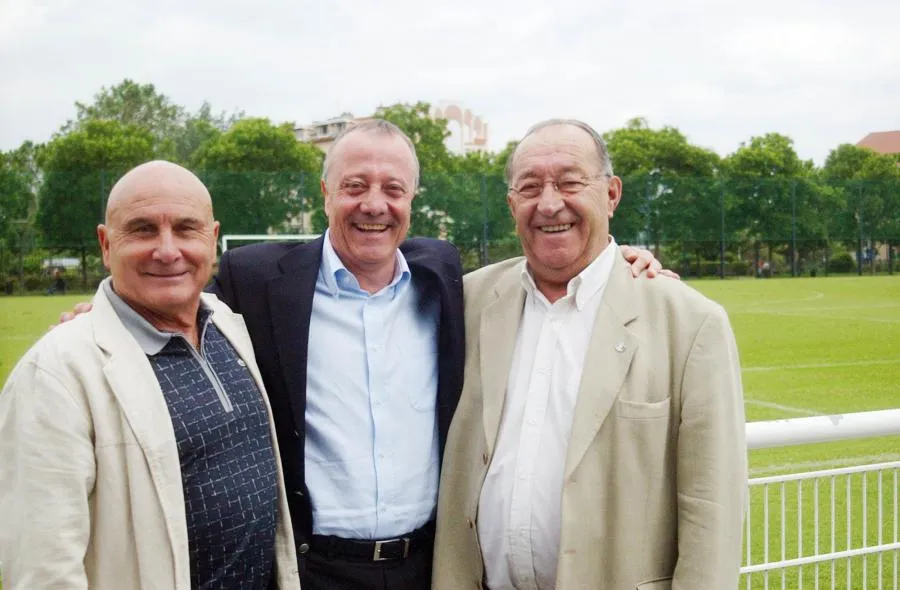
750, 453, 900, 477
745, 399, 825, 416
732, 292, 825, 310
743, 358, 900, 372
742, 309, 900, 324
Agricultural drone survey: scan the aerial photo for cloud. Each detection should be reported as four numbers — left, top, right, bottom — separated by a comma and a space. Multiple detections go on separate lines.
1, 0, 897, 165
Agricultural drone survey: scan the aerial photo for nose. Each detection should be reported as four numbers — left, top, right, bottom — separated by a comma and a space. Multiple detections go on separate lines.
152, 229, 182, 263
536, 183, 565, 216
359, 188, 389, 216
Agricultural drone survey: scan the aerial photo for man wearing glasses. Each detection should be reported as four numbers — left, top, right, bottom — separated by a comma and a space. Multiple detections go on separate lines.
433, 119, 747, 590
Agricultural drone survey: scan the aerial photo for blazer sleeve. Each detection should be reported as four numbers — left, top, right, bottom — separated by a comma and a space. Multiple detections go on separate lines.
0, 359, 95, 590
673, 305, 748, 589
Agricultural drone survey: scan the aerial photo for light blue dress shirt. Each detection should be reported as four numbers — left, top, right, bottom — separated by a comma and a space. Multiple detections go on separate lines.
305, 230, 440, 539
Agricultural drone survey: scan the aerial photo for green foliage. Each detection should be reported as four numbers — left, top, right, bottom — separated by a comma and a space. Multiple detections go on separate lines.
0, 151, 32, 246
605, 118, 721, 255
827, 251, 856, 273
36, 120, 155, 246
193, 118, 323, 234
62, 79, 184, 158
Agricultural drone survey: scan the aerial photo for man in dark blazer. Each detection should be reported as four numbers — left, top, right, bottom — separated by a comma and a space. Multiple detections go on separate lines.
210, 120, 465, 589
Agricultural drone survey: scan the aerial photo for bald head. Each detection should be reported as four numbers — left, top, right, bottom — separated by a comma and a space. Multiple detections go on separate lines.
97, 160, 220, 330
106, 160, 213, 226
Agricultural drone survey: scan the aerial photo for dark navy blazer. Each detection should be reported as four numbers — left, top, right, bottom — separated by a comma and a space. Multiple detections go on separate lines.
209, 236, 465, 545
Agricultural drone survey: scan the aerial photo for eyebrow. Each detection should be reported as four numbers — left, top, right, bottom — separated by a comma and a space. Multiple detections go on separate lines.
120, 217, 205, 231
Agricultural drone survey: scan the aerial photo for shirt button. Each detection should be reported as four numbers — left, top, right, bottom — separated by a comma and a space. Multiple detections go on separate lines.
293, 430, 300, 439
298, 543, 310, 554
466, 518, 474, 529
482, 452, 489, 465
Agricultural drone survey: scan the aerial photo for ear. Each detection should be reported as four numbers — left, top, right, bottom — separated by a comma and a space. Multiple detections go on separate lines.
97, 224, 112, 270
321, 179, 333, 218
212, 220, 220, 243
606, 176, 623, 218
507, 192, 516, 220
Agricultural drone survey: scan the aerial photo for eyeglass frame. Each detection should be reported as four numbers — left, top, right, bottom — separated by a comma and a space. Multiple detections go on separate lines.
507, 174, 612, 199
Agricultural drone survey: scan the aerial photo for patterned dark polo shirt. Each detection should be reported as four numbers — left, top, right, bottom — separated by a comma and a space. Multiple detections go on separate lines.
104, 282, 278, 590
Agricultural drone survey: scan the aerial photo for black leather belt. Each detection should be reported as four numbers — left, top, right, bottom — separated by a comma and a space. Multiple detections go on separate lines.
309, 521, 435, 562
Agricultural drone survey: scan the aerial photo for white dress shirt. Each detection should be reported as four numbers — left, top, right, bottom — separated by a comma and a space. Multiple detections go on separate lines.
478, 240, 618, 590
305, 230, 440, 539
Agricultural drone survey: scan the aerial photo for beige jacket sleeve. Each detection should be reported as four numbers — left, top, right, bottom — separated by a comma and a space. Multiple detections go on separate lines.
0, 358, 95, 590
673, 305, 748, 589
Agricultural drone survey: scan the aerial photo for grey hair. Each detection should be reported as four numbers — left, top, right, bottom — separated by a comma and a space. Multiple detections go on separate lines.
321, 119, 420, 191
505, 118, 614, 183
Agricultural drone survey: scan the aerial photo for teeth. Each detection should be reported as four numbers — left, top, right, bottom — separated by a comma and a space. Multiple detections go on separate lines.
357, 223, 388, 231
540, 224, 572, 233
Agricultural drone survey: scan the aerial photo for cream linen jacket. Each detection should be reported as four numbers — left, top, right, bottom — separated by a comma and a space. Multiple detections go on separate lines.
0, 285, 300, 590
433, 254, 747, 590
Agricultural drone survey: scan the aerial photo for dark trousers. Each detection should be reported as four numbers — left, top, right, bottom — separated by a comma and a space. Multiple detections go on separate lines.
299, 544, 433, 590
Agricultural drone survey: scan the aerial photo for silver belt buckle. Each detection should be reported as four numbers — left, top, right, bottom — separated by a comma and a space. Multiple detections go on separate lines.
373, 537, 410, 561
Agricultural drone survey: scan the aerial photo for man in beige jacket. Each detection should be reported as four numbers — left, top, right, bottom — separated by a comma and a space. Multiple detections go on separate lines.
433, 120, 747, 589
0, 161, 299, 589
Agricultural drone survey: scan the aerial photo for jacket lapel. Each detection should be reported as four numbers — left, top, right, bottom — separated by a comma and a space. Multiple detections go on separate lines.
480, 265, 525, 454
564, 255, 639, 477
267, 237, 322, 432
89, 287, 189, 582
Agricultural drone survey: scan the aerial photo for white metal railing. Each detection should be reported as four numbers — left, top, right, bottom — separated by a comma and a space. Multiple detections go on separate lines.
742, 410, 900, 589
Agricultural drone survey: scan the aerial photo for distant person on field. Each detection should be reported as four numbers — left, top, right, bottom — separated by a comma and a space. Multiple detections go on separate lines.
0, 161, 299, 589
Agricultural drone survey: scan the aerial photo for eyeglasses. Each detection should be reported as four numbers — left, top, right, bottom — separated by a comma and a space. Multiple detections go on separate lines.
508, 175, 609, 199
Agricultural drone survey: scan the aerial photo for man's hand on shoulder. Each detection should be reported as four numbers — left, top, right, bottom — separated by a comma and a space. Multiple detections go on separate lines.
56, 302, 93, 327
620, 244, 681, 280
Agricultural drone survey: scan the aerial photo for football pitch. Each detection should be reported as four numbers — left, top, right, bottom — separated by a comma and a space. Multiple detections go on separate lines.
0, 276, 898, 588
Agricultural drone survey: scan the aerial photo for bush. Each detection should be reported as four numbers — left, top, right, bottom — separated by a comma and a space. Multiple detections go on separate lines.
828, 252, 855, 273
731, 261, 751, 276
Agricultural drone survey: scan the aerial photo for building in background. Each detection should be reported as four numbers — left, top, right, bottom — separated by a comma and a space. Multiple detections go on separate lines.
294, 101, 488, 155
856, 130, 900, 156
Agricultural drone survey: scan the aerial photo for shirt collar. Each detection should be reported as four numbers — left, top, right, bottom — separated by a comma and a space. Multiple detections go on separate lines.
102, 277, 212, 355
320, 228, 411, 298
520, 237, 619, 311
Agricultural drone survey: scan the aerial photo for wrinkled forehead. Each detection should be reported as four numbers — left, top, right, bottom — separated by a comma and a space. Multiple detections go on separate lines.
107, 175, 213, 225
330, 131, 417, 182
511, 124, 601, 179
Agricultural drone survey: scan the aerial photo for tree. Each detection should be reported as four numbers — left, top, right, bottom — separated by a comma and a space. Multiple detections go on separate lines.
604, 118, 721, 273
724, 133, 821, 275
822, 144, 900, 272
174, 101, 243, 165
37, 120, 155, 247
193, 118, 323, 234
62, 80, 184, 157
0, 151, 32, 247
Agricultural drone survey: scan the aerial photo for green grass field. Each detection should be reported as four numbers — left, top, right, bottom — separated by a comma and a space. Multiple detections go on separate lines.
1, 276, 898, 588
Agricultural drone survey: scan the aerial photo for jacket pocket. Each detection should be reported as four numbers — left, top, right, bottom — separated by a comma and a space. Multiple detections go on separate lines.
636, 577, 672, 590
616, 397, 671, 420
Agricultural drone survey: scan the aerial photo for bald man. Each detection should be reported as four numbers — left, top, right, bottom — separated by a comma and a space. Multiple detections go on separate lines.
0, 161, 300, 590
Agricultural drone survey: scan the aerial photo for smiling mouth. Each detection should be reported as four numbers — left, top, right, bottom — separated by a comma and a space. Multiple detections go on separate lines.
355, 223, 389, 232
146, 272, 188, 278
540, 223, 573, 233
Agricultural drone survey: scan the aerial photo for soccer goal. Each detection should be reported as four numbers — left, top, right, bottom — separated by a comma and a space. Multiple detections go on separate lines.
220, 234, 320, 253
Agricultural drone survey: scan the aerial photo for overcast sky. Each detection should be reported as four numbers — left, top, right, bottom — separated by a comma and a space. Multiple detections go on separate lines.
2, 0, 898, 165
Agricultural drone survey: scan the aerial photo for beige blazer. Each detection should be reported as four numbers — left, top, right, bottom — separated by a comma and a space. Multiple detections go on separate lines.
433, 254, 747, 590
0, 286, 300, 590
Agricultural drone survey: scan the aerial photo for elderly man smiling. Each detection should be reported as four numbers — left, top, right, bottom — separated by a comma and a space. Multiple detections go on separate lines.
0, 161, 299, 590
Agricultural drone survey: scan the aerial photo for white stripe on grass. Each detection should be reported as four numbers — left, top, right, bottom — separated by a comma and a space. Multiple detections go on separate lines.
745, 399, 825, 417
743, 358, 900, 373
